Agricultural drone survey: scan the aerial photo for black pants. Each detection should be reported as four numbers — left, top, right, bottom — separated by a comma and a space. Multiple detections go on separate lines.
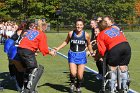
96, 60, 103, 75
107, 42, 131, 66
17, 47, 37, 69
17, 47, 38, 88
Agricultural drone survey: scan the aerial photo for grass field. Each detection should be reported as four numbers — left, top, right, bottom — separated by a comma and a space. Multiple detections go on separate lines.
0, 32, 140, 93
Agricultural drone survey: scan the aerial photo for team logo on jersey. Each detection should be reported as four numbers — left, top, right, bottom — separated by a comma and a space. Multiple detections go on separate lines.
71, 40, 85, 44
105, 28, 120, 38
26, 30, 39, 40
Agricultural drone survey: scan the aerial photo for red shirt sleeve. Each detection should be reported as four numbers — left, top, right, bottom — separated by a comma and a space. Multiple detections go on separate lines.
97, 33, 106, 56
38, 32, 49, 56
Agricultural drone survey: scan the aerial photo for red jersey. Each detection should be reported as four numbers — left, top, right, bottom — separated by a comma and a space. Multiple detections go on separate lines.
19, 29, 49, 56
97, 27, 127, 56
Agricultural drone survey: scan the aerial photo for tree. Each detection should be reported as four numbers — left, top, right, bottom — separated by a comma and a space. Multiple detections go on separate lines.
135, 0, 140, 16
61, 0, 135, 25
0, 0, 136, 25
134, 0, 140, 24
0, 0, 12, 21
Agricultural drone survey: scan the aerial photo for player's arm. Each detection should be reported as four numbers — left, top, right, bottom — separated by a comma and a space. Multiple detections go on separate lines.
54, 31, 72, 51
38, 33, 56, 56
85, 32, 94, 56
38, 33, 50, 56
97, 34, 106, 57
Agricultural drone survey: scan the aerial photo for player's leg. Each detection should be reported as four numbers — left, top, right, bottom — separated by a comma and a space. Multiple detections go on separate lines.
96, 60, 103, 80
101, 55, 107, 92
106, 46, 120, 92
119, 65, 130, 93
8, 59, 17, 78
76, 64, 85, 93
17, 48, 40, 93
68, 50, 78, 93
26, 65, 44, 92
119, 42, 131, 92
69, 63, 77, 93
108, 66, 117, 93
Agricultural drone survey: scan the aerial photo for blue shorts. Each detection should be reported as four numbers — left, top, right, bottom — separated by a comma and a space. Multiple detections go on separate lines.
68, 50, 87, 64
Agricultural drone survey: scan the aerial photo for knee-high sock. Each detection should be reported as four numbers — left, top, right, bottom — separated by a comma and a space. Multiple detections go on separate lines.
76, 78, 83, 88
70, 74, 76, 84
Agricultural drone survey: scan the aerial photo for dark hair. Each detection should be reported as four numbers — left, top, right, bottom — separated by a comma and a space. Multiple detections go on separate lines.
29, 22, 36, 29
90, 19, 96, 22
98, 20, 108, 31
17, 21, 28, 31
104, 16, 114, 23
75, 18, 85, 25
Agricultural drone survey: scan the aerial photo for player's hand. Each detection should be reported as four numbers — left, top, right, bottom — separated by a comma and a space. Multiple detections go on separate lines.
86, 51, 91, 56
91, 52, 95, 57
49, 50, 56, 56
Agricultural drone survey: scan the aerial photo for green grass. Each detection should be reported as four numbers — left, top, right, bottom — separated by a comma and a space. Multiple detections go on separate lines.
0, 32, 140, 93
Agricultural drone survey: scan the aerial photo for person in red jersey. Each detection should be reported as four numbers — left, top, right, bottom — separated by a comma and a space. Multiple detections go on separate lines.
97, 20, 131, 92
103, 16, 122, 31
17, 22, 55, 92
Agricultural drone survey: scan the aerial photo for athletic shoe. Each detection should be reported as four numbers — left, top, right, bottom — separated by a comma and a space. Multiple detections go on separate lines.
69, 83, 75, 93
76, 88, 82, 93
122, 85, 129, 93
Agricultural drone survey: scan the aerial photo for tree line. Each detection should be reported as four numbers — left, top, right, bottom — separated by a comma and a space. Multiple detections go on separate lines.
0, 0, 139, 25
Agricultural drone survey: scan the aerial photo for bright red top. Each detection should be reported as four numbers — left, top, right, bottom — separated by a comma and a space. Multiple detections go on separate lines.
97, 27, 127, 56
19, 29, 49, 56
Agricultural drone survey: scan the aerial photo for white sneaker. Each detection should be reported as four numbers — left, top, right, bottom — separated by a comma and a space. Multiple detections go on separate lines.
76, 88, 81, 93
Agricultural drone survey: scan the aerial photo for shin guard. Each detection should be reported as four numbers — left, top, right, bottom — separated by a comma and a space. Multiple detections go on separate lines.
109, 70, 117, 92
22, 65, 44, 93
121, 70, 128, 90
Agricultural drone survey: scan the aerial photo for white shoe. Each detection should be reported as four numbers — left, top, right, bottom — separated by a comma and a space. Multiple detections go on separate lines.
76, 88, 81, 93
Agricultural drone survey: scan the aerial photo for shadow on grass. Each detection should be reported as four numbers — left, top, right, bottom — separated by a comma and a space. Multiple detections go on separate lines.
38, 71, 102, 93
64, 71, 102, 92
38, 83, 69, 92
84, 71, 102, 93
0, 72, 17, 91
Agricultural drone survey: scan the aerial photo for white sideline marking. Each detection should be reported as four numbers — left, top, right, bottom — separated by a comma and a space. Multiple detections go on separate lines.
49, 47, 138, 93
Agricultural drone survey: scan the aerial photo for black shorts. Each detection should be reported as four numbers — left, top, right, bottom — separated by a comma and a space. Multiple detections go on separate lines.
107, 42, 131, 66
17, 47, 37, 69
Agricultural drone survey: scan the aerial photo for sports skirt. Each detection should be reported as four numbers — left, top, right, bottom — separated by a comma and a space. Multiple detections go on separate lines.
68, 50, 87, 64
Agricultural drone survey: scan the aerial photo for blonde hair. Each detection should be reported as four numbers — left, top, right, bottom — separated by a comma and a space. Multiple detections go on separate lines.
37, 19, 47, 31
37, 19, 42, 31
